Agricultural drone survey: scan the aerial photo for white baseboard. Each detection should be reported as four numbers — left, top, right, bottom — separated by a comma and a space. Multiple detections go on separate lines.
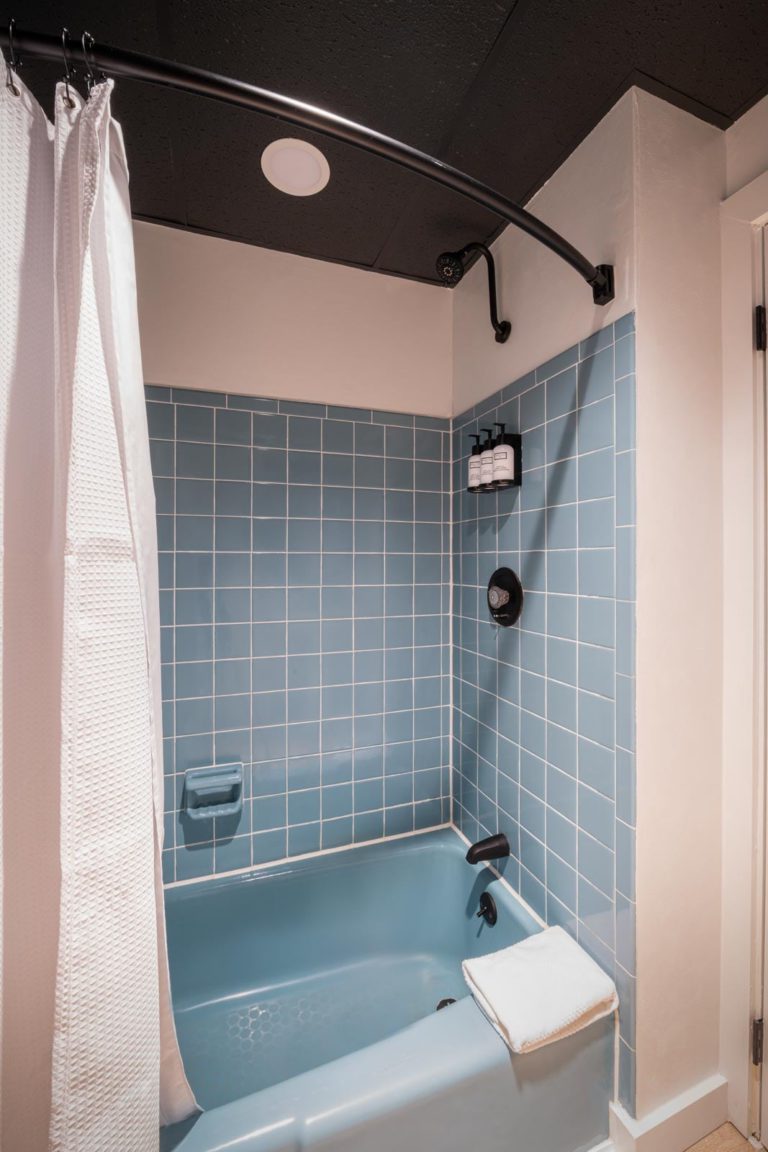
609, 1075, 728, 1152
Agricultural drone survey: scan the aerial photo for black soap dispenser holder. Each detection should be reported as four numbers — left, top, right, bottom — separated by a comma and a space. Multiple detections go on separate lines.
466, 424, 522, 493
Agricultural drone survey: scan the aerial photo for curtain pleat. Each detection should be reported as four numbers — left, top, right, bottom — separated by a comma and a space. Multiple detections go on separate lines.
0, 61, 196, 1152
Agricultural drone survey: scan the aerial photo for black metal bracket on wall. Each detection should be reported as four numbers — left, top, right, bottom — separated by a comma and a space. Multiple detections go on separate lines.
591, 264, 615, 306
436, 242, 511, 342
0, 24, 615, 306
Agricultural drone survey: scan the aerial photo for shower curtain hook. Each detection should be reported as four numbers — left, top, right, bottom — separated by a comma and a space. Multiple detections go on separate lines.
5, 18, 21, 96
60, 28, 77, 107
81, 31, 94, 91
81, 31, 104, 92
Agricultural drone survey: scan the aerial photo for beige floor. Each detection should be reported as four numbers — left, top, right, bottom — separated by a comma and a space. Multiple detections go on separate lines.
687, 1124, 753, 1152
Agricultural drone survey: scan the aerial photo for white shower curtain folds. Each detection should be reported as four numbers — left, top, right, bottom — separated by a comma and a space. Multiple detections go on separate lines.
0, 60, 196, 1149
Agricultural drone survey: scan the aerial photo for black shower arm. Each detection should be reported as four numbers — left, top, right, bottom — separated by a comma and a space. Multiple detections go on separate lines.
461, 243, 511, 343
0, 27, 614, 304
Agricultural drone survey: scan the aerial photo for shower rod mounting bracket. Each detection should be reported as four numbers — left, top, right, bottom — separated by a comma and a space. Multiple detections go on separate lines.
590, 264, 615, 306
0, 24, 616, 306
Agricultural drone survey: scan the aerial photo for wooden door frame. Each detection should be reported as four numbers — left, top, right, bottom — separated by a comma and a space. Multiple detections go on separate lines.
720, 173, 768, 1140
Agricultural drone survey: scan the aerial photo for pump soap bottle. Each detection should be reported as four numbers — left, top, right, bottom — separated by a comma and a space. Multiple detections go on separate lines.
467, 434, 482, 493
492, 422, 522, 488
479, 429, 496, 490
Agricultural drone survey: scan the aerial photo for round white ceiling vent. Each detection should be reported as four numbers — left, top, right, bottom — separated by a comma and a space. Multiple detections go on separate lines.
260, 138, 330, 197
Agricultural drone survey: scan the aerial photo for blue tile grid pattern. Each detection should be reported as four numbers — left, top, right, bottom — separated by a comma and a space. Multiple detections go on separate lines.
451, 312, 636, 1113
148, 312, 636, 1114
148, 391, 452, 890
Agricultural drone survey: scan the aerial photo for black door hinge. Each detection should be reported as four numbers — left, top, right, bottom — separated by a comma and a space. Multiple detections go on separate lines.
756, 305, 767, 352
753, 1017, 764, 1065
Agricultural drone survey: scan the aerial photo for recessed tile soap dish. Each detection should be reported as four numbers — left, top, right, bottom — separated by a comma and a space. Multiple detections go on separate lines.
183, 764, 243, 820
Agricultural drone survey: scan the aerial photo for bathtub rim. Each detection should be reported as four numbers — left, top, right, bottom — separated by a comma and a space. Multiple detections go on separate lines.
165, 822, 453, 889
164, 823, 547, 938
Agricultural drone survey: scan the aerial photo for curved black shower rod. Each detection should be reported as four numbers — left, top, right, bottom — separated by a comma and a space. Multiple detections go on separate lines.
0, 26, 615, 304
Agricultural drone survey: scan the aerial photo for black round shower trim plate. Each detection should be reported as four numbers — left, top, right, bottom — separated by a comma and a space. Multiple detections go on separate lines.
476, 891, 498, 926
487, 567, 523, 627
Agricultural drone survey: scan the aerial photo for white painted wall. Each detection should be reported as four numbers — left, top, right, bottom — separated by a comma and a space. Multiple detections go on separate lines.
633, 89, 725, 1118
725, 93, 768, 198
452, 91, 636, 414
134, 222, 453, 417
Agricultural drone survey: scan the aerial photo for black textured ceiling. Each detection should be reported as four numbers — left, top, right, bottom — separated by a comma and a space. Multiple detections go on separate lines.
13, 1, 768, 283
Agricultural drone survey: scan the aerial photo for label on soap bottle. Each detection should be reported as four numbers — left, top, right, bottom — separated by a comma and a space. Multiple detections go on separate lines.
480, 448, 495, 486
468, 456, 482, 489
493, 442, 515, 483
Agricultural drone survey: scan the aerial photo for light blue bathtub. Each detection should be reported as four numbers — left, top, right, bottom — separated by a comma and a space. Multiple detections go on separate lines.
161, 828, 613, 1152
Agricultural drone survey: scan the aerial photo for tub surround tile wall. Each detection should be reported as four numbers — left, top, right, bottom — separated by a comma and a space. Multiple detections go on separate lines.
148, 314, 636, 1113
148, 391, 451, 885
451, 314, 636, 1113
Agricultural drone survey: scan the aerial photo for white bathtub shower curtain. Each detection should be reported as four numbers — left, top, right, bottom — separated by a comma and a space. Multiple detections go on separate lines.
0, 61, 196, 1149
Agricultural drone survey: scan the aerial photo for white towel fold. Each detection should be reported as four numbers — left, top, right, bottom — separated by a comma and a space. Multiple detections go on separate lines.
462, 925, 619, 1053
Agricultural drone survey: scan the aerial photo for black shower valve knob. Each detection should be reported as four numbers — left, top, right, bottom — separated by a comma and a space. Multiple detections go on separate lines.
487, 567, 523, 627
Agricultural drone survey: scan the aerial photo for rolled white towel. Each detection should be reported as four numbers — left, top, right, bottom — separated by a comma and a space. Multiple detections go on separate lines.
462, 925, 618, 1053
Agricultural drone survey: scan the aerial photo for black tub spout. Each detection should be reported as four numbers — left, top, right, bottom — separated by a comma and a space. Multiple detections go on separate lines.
465, 833, 510, 865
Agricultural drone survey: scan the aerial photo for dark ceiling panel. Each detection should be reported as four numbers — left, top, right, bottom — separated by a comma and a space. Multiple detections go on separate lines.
170, 95, 420, 267
630, 0, 768, 118
162, 0, 518, 151
114, 86, 189, 227
377, 0, 768, 277
10, 0, 768, 283
159, 0, 519, 273
375, 183, 503, 283
435, 0, 768, 201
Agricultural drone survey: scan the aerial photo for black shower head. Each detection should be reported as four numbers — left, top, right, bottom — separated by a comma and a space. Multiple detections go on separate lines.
435, 250, 466, 285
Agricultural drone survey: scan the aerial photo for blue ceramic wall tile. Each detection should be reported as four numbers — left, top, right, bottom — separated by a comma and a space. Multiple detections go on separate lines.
616, 376, 636, 453
578, 831, 613, 897
536, 344, 579, 383
578, 347, 614, 407
578, 691, 615, 749
579, 739, 615, 799
619, 1041, 636, 1114
579, 448, 614, 500
146, 384, 171, 402
450, 316, 635, 1108
152, 390, 451, 884
578, 499, 614, 549
579, 597, 615, 648
579, 645, 615, 699
216, 408, 251, 446
616, 748, 636, 827
579, 328, 613, 360
546, 366, 578, 421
